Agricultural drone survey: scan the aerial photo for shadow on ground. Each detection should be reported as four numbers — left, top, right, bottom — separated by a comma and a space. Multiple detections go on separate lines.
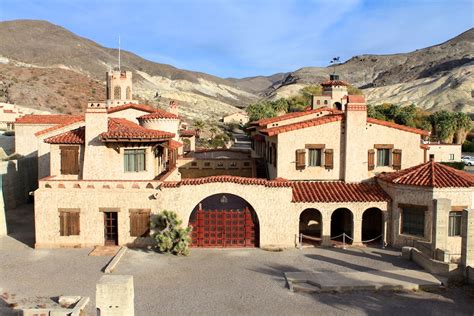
5, 203, 35, 248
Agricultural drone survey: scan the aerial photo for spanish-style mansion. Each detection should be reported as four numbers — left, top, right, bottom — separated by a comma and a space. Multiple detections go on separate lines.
14, 71, 474, 267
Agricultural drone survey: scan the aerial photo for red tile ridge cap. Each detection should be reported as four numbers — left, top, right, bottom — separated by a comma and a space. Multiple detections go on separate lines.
161, 176, 291, 188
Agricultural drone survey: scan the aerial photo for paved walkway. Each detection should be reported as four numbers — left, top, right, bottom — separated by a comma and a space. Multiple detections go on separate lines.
1, 204, 474, 315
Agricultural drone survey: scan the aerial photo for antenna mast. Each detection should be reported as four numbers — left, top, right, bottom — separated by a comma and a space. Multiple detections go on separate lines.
118, 36, 121, 71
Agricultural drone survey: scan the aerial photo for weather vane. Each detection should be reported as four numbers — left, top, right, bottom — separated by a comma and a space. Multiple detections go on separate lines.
330, 56, 340, 75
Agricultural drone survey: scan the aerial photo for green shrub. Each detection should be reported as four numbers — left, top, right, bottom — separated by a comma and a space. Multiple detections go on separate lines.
462, 140, 474, 153
440, 162, 465, 170
151, 210, 192, 256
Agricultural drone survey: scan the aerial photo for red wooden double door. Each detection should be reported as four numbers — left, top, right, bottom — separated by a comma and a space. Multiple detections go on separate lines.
189, 207, 258, 248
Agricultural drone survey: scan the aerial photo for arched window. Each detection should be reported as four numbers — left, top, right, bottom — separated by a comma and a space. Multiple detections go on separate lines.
126, 86, 131, 99
114, 86, 121, 100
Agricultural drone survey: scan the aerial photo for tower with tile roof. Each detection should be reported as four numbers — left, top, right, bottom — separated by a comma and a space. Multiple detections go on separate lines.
105, 70, 137, 108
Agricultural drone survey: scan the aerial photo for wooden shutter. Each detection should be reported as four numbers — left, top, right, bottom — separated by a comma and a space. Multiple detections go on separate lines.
130, 209, 151, 237
392, 149, 402, 170
59, 210, 80, 236
60, 146, 79, 175
296, 149, 306, 170
368, 149, 375, 171
324, 149, 334, 169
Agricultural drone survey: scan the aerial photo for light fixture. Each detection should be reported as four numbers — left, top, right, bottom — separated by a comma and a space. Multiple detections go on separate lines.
220, 195, 228, 204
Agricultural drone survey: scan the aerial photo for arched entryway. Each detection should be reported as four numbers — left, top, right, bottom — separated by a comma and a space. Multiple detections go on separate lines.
299, 209, 322, 245
331, 208, 353, 244
188, 194, 259, 248
362, 208, 383, 245
334, 102, 343, 111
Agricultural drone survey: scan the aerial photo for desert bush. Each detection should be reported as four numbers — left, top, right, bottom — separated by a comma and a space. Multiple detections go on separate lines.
151, 210, 192, 256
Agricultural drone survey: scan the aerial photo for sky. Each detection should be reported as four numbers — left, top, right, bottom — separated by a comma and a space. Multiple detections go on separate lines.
0, 0, 473, 78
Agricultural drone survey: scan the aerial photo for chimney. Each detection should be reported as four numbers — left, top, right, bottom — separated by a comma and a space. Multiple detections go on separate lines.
83, 102, 109, 179
168, 100, 179, 116
343, 96, 368, 183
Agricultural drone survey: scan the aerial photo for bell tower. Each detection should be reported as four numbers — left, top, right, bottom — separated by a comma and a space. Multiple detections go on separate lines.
105, 70, 137, 107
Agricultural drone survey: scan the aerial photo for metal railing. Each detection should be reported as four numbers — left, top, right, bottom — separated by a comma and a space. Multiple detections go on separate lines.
298, 233, 384, 249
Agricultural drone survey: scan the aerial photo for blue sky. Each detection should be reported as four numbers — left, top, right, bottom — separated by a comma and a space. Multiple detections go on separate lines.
0, 0, 473, 78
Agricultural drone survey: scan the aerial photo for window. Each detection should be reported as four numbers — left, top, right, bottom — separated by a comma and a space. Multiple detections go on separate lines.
216, 162, 224, 168
449, 154, 454, 161
377, 149, 390, 167
401, 205, 425, 236
130, 209, 151, 237
124, 149, 146, 172
230, 162, 237, 168
59, 209, 80, 236
324, 100, 328, 105
191, 161, 198, 168
448, 211, 462, 236
114, 86, 121, 99
60, 146, 79, 175
308, 149, 322, 167
204, 162, 211, 168
243, 161, 250, 167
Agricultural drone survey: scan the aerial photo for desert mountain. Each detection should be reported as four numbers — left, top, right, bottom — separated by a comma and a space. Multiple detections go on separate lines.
0, 20, 257, 120
0, 20, 472, 119
258, 28, 474, 113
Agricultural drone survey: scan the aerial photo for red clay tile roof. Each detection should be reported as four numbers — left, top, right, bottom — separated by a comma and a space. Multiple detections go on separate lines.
16, 114, 83, 125
107, 103, 157, 114
292, 181, 391, 203
138, 109, 179, 120
251, 107, 340, 126
100, 118, 175, 141
179, 129, 196, 137
168, 139, 183, 150
161, 176, 292, 188
35, 116, 85, 136
367, 117, 429, 136
377, 160, 474, 188
3, 109, 14, 113
346, 95, 365, 103
259, 114, 343, 136
321, 80, 349, 87
44, 127, 85, 144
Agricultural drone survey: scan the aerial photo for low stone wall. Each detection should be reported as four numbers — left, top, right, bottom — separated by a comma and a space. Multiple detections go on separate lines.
1, 157, 37, 210
403, 246, 460, 277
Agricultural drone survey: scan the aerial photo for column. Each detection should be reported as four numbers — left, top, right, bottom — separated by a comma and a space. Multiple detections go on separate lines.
382, 211, 389, 247
432, 199, 451, 258
321, 211, 332, 247
352, 216, 363, 246
461, 209, 474, 268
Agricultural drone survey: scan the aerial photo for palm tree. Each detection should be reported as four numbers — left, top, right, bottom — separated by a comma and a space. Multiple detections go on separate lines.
209, 126, 218, 139
193, 119, 206, 138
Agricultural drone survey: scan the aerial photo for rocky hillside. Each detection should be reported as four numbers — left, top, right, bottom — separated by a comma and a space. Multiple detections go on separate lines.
0, 20, 257, 120
259, 28, 474, 113
0, 19, 472, 118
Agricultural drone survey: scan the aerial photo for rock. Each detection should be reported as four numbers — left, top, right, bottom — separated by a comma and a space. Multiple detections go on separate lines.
58, 296, 80, 308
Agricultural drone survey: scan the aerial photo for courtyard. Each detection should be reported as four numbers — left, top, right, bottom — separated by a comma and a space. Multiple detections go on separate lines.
1, 204, 474, 315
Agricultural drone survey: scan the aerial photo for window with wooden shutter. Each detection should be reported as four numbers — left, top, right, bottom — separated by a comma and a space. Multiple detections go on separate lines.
60, 146, 79, 175
324, 149, 334, 169
59, 209, 80, 236
392, 149, 402, 170
130, 209, 151, 237
296, 149, 306, 170
368, 149, 375, 171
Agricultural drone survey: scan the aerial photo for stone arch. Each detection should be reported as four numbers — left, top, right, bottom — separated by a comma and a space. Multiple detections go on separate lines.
188, 193, 259, 248
299, 208, 322, 245
334, 102, 342, 111
362, 207, 383, 244
114, 86, 121, 100
126, 86, 131, 99
331, 208, 353, 244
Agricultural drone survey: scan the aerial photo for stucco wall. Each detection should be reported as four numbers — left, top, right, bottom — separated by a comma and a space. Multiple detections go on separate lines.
34, 181, 295, 248
275, 120, 343, 180
1, 157, 37, 210
15, 124, 55, 157
427, 144, 462, 162
378, 180, 473, 258
140, 118, 180, 140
